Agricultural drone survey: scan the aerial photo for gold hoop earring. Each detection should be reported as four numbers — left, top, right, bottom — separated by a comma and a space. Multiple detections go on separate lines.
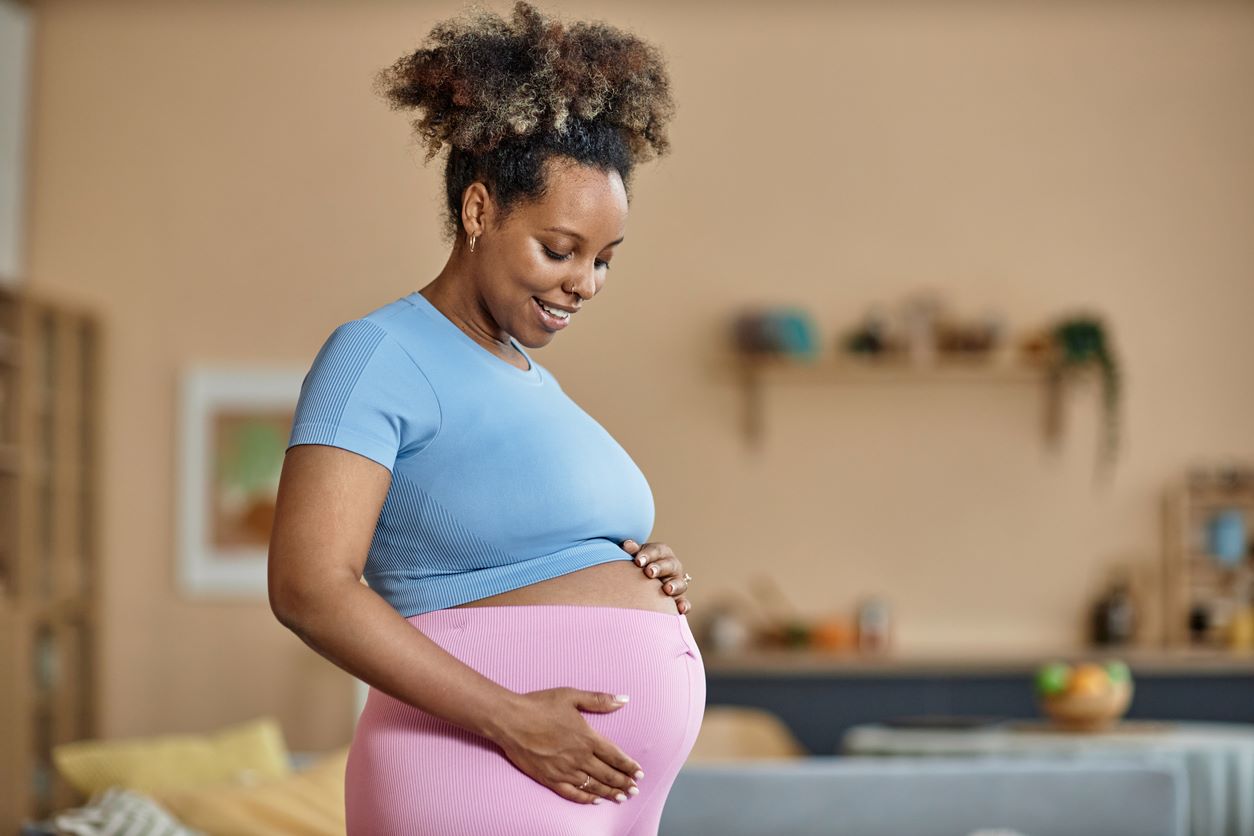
469, 234, 477, 253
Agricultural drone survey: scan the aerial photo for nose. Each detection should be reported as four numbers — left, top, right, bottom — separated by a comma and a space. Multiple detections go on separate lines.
567, 264, 597, 300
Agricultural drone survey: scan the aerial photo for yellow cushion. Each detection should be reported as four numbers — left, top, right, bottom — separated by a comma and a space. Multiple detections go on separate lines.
685, 705, 808, 761
52, 716, 292, 797
150, 746, 349, 836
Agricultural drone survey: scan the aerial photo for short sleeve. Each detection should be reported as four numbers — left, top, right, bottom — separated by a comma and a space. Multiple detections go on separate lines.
287, 319, 441, 472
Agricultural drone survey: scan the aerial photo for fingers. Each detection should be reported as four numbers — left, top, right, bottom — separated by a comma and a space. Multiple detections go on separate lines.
625, 542, 693, 609
572, 690, 630, 713
594, 738, 645, 783
567, 690, 643, 782
558, 713, 644, 805
582, 764, 639, 803
630, 542, 670, 570
569, 729, 642, 805
641, 554, 677, 580
507, 687, 648, 807
660, 570, 689, 597
633, 546, 676, 578
644, 557, 688, 597
533, 731, 641, 805
556, 771, 637, 805
625, 540, 664, 568
554, 780, 606, 805
585, 757, 637, 794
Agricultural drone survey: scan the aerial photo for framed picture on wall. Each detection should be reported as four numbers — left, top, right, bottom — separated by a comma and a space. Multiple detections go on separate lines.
177, 366, 305, 597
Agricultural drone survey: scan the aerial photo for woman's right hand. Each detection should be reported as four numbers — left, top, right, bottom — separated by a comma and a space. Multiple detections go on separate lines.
488, 687, 645, 805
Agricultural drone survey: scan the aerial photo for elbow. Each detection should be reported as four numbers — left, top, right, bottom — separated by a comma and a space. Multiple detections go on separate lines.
269, 550, 361, 633
269, 587, 298, 632
269, 575, 316, 633
270, 572, 357, 636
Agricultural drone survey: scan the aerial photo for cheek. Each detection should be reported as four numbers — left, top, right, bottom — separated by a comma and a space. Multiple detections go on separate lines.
514, 253, 563, 292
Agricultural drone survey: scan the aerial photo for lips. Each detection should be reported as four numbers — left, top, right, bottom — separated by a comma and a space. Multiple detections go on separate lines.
533, 296, 571, 331
534, 298, 576, 314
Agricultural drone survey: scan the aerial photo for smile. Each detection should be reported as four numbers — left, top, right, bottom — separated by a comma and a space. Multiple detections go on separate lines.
533, 297, 572, 330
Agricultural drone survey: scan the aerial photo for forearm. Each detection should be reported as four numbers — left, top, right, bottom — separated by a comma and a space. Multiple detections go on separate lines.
273, 576, 523, 744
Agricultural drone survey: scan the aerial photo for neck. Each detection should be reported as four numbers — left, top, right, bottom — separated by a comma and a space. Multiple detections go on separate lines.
421, 247, 517, 356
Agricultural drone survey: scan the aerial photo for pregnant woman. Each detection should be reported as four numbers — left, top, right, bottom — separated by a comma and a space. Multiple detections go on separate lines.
267, 4, 703, 834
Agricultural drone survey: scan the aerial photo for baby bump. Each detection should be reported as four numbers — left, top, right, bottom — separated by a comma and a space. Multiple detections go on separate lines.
345, 605, 705, 834
451, 558, 684, 615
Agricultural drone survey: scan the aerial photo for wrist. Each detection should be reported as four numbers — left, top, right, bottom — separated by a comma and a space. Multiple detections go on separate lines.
478, 688, 526, 745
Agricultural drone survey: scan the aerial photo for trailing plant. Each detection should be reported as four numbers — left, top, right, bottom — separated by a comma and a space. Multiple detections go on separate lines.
1050, 316, 1121, 472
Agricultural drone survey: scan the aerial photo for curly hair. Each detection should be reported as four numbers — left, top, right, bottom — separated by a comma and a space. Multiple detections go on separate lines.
374, 1, 675, 240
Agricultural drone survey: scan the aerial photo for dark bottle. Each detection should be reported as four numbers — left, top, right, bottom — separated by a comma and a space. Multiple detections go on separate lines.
1092, 581, 1136, 645
1188, 603, 1212, 645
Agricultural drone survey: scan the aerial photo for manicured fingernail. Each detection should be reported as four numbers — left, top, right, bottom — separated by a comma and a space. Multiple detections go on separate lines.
627, 786, 639, 796
614, 694, 630, 703
636, 556, 645, 565
634, 770, 645, 779
647, 567, 656, 576
664, 583, 673, 593
592, 798, 602, 805
615, 793, 627, 802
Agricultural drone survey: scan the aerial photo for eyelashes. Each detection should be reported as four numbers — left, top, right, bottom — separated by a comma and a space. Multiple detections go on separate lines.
542, 244, 610, 270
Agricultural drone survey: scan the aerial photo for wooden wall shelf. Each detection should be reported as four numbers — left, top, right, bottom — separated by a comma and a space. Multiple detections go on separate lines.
723, 353, 1085, 448
737, 355, 1048, 384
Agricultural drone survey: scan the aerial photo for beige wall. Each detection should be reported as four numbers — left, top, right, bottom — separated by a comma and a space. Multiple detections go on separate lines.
23, 0, 1254, 749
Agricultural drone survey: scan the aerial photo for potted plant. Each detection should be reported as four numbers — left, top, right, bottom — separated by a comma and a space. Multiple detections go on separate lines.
1047, 315, 1122, 473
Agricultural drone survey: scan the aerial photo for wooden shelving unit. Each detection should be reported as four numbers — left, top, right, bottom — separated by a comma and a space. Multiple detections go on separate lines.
0, 285, 102, 831
725, 353, 1080, 447
1163, 473, 1254, 648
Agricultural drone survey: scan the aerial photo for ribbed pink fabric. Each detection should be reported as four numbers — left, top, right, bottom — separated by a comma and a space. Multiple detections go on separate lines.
345, 604, 706, 835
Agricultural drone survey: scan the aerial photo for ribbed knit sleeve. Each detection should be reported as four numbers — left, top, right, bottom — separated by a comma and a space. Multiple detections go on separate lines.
287, 319, 441, 472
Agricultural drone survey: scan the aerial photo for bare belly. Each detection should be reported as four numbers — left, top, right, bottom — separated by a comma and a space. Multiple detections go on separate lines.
450, 559, 680, 615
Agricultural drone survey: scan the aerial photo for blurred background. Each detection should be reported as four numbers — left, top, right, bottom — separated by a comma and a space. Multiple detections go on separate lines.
2, 0, 1253, 833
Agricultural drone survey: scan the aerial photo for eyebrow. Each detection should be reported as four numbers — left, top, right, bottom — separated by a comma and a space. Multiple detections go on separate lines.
544, 226, 625, 247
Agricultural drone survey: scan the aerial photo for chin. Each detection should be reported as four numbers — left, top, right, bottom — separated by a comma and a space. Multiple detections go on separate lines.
515, 330, 556, 350
513, 296, 567, 347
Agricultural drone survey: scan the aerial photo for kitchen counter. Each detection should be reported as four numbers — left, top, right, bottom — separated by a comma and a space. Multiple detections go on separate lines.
700, 645, 1254, 677
700, 646, 1254, 754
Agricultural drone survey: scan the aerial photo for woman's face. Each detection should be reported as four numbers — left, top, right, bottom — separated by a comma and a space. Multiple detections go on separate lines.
471, 157, 629, 349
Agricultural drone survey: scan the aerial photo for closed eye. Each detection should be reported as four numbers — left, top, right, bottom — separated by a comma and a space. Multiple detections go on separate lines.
542, 245, 611, 270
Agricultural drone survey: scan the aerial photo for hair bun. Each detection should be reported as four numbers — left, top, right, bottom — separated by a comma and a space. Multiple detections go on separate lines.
374, 1, 675, 163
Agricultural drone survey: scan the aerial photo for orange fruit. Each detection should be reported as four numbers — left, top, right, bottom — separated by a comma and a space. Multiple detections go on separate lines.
812, 617, 854, 650
1067, 663, 1111, 696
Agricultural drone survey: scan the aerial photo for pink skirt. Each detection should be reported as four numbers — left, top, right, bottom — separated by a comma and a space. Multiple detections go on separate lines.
345, 604, 706, 835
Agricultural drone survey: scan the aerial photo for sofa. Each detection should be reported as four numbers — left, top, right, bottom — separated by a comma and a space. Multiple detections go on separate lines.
28, 713, 1190, 835
658, 756, 1189, 836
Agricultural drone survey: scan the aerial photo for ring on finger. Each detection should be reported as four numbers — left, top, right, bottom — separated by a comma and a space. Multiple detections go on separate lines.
578, 774, 591, 791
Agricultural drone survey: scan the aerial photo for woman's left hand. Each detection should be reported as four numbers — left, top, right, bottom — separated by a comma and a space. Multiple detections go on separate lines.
621, 540, 692, 614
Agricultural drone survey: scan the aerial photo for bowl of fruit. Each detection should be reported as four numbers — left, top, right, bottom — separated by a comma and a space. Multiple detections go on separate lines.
1034, 659, 1134, 732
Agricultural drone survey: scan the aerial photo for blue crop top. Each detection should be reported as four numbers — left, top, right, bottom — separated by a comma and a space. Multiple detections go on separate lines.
285, 290, 656, 616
